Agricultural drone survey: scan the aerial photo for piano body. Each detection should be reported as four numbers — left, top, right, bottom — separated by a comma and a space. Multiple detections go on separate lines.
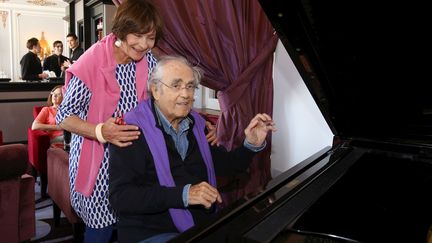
172, 0, 432, 242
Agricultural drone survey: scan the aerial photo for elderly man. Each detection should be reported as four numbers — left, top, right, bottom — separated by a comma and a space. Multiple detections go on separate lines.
108, 55, 276, 243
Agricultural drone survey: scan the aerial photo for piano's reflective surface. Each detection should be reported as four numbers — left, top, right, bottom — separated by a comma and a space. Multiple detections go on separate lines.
171, 0, 432, 242
173, 142, 432, 242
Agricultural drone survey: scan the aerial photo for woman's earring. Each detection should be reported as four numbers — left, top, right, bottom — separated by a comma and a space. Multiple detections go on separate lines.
115, 39, 122, 48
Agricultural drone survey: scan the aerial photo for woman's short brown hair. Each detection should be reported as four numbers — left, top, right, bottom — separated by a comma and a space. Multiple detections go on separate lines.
47, 85, 63, 106
111, 0, 163, 42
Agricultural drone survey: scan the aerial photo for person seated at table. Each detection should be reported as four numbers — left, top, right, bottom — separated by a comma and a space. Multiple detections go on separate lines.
32, 85, 64, 148
108, 55, 276, 243
43, 40, 69, 78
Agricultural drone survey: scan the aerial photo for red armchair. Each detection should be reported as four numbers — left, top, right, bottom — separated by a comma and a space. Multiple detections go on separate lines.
47, 147, 84, 241
0, 144, 36, 242
27, 106, 50, 197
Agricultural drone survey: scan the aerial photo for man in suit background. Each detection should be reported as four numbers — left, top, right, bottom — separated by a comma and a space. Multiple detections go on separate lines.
43, 40, 69, 78
63, 33, 84, 68
20, 37, 49, 81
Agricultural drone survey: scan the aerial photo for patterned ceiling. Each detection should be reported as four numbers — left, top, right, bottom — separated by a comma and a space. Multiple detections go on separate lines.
0, 0, 67, 8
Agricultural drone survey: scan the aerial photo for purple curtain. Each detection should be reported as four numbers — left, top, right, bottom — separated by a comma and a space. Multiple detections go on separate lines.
154, 0, 278, 205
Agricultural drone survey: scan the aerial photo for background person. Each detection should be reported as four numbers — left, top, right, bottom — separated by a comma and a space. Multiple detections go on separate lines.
43, 40, 69, 78
62, 33, 84, 149
32, 85, 64, 148
20, 37, 49, 81
108, 55, 276, 243
63, 33, 84, 68
56, 0, 164, 242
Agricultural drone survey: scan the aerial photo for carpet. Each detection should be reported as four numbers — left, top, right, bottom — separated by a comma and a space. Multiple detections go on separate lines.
31, 180, 74, 243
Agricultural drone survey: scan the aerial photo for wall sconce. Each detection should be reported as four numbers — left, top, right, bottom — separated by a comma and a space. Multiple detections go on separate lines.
39, 31, 50, 60
0, 11, 7, 29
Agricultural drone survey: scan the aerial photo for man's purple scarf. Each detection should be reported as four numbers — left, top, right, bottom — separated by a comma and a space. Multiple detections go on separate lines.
124, 99, 216, 232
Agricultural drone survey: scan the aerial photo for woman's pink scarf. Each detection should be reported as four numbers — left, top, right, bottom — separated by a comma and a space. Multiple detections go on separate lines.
64, 33, 148, 197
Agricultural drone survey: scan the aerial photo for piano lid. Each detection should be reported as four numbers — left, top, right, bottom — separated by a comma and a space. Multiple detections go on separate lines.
260, 0, 432, 144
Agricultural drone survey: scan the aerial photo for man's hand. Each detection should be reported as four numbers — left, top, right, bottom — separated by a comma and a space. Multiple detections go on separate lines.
205, 121, 218, 146
188, 182, 222, 209
63, 60, 72, 68
244, 113, 276, 147
39, 73, 49, 79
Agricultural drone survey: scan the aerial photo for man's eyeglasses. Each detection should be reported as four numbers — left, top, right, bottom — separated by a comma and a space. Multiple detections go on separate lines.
159, 80, 198, 92
55, 45, 63, 48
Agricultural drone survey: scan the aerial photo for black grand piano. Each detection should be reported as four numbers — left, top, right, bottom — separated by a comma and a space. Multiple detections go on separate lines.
171, 0, 432, 242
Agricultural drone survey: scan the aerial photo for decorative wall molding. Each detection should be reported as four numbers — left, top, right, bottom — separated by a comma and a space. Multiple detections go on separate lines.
0, 0, 66, 11
26, 0, 57, 7
0, 10, 7, 28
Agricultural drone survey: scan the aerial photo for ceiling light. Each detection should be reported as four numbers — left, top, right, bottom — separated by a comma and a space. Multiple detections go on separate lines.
26, 0, 57, 6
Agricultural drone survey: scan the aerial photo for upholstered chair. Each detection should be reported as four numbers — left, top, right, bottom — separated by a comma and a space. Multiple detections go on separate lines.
47, 147, 84, 241
27, 106, 50, 197
0, 143, 36, 242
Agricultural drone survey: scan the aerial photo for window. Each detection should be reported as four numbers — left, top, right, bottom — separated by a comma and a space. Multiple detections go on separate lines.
203, 86, 220, 110
193, 85, 220, 110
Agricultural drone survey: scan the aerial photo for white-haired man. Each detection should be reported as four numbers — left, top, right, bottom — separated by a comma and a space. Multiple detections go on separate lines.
109, 55, 276, 243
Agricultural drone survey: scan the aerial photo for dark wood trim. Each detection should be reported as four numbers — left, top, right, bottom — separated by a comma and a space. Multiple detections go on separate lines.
69, 2, 75, 34
3, 140, 27, 145
0, 98, 46, 103
85, 0, 99, 7
85, 0, 114, 6
105, 0, 115, 5
0, 81, 64, 92
83, 6, 91, 50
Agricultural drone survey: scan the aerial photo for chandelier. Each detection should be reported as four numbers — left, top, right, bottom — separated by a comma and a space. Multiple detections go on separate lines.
26, 0, 56, 6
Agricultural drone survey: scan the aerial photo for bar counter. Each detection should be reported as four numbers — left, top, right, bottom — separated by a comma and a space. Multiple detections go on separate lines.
0, 79, 64, 92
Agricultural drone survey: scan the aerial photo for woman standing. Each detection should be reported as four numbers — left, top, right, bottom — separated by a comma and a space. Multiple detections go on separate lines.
56, 0, 163, 241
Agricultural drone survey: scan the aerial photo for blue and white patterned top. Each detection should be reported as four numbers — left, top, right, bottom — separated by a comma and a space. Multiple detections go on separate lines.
56, 52, 157, 228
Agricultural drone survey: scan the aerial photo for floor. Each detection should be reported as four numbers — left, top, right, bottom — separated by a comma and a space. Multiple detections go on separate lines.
32, 178, 74, 243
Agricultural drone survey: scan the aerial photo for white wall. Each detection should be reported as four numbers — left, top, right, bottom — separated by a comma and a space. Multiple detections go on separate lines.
0, 8, 12, 78
0, 1, 67, 80
271, 41, 333, 177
